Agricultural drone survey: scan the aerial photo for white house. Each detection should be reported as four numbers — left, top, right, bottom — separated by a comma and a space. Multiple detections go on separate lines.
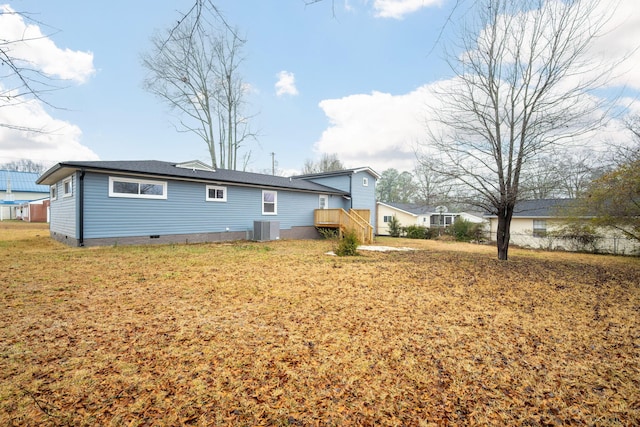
485, 199, 639, 255
1, 170, 50, 221
376, 202, 485, 236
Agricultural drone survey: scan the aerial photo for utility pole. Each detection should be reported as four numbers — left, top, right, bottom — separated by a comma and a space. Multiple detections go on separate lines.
270, 152, 275, 176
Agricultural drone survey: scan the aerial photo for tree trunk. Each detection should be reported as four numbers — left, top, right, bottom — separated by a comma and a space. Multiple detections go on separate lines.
495, 205, 514, 261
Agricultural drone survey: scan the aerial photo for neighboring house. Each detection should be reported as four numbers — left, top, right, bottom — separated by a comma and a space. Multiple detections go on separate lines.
0, 170, 50, 220
376, 202, 485, 235
17, 198, 50, 223
485, 198, 639, 255
36, 160, 379, 247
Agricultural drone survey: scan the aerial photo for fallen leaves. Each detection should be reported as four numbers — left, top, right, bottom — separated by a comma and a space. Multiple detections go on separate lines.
1, 223, 639, 425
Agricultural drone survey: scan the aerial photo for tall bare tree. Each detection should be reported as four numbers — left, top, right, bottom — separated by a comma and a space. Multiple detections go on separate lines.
413, 159, 452, 205
1, 8, 60, 132
142, 10, 255, 169
420, 0, 621, 260
302, 153, 345, 174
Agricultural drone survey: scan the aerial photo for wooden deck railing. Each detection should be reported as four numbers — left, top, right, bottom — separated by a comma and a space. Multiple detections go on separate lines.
314, 209, 373, 243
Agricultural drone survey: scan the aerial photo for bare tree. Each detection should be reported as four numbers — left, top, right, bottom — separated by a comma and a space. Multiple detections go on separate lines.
519, 151, 607, 199
0, 159, 47, 173
302, 153, 345, 174
553, 152, 608, 199
1, 8, 61, 132
212, 32, 257, 170
142, 10, 255, 169
420, 0, 621, 260
413, 159, 452, 205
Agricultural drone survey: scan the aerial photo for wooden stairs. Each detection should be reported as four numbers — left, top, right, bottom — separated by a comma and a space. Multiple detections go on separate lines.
314, 209, 373, 244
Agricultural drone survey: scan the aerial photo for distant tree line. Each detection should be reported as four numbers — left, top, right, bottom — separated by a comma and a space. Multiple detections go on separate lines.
0, 159, 48, 174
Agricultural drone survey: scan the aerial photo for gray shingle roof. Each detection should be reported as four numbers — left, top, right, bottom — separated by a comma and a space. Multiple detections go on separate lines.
292, 167, 381, 180
483, 198, 579, 218
382, 202, 436, 215
37, 160, 349, 195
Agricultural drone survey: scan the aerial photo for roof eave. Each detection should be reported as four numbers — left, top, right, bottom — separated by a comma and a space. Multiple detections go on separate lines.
37, 162, 349, 196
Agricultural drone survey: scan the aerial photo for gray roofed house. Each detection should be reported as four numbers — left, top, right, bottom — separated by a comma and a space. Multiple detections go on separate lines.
37, 160, 379, 246
484, 198, 581, 219
484, 198, 638, 254
376, 201, 485, 235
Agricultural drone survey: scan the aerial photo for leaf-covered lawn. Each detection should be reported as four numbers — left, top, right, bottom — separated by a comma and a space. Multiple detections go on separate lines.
1, 222, 639, 426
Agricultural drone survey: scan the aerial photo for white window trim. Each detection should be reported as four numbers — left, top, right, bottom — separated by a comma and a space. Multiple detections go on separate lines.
62, 177, 73, 198
362, 177, 369, 187
206, 185, 227, 202
319, 194, 328, 209
108, 176, 167, 200
533, 220, 547, 237
262, 190, 277, 215
50, 185, 57, 201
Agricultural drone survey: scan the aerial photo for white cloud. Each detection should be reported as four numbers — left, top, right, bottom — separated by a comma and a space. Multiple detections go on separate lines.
275, 71, 299, 97
373, 0, 443, 19
315, 85, 432, 172
315, 0, 640, 174
0, 86, 99, 167
589, 0, 640, 89
0, 4, 97, 167
0, 4, 95, 83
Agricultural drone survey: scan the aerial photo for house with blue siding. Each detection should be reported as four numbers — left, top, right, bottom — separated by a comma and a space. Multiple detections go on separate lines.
36, 160, 379, 247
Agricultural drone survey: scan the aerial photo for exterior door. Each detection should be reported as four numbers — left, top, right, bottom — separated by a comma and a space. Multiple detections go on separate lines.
319, 194, 329, 209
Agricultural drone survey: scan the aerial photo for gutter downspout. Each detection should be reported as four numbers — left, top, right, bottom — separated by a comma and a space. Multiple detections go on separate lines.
349, 174, 353, 209
79, 169, 85, 247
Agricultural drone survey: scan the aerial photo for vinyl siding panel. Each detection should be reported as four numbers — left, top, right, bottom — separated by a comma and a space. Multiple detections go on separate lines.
306, 175, 351, 193
376, 204, 417, 235
81, 173, 327, 239
350, 171, 377, 227
327, 194, 350, 210
49, 174, 77, 238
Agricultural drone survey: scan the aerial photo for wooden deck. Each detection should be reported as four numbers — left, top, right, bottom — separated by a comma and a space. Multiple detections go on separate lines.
314, 209, 373, 243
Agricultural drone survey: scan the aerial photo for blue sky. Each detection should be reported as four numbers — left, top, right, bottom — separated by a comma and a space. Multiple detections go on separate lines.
1, 0, 639, 175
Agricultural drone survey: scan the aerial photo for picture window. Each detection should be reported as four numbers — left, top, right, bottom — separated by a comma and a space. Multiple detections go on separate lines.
109, 176, 167, 199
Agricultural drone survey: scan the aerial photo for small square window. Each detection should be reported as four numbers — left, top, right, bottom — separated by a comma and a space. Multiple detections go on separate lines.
262, 190, 277, 215
206, 185, 227, 202
50, 185, 57, 201
383, 215, 392, 223
62, 177, 72, 197
533, 220, 547, 237
362, 177, 369, 187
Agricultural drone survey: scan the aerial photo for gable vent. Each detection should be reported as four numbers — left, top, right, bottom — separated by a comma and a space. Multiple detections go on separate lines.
175, 160, 215, 172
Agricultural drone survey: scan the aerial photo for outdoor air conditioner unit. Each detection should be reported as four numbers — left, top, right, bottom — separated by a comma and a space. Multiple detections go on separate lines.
253, 221, 280, 241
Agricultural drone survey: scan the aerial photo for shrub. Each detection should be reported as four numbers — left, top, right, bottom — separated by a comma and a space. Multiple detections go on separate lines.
317, 227, 339, 240
335, 229, 360, 256
548, 223, 602, 253
403, 225, 434, 239
448, 219, 484, 243
387, 216, 402, 238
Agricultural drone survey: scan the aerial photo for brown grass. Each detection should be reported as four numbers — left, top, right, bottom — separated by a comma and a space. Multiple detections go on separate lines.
1, 222, 639, 426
